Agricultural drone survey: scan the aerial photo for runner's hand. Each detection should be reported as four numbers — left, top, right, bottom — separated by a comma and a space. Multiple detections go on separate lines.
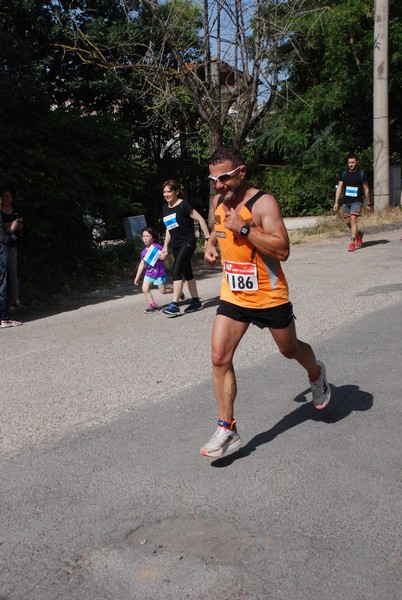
224, 208, 245, 233
204, 244, 218, 266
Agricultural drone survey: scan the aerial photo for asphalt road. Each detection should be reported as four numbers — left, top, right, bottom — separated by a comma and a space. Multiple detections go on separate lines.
1, 225, 401, 599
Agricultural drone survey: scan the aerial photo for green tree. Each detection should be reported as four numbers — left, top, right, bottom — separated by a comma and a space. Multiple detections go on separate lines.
0, 0, 147, 300
253, 0, 401, 216
58, 0, 329, 224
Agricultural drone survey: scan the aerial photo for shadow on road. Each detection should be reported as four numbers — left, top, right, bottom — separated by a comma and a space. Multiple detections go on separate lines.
210, 384, 373, 468
150, 295, 220, 316
16, 260, 222, 322
360, 239, 390, 248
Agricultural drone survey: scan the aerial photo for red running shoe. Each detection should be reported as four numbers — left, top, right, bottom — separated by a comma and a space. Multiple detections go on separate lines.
355, 231, 364, 249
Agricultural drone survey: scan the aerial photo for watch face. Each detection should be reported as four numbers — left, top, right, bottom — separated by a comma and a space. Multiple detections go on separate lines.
240, 225, 250, 236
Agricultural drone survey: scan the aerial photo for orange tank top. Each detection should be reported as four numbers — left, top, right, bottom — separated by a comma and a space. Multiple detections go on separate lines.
215, 192, 289, 309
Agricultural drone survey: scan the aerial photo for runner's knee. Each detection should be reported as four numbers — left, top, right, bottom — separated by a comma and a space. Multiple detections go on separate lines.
278, 343, 298, 360
211, 348, 233, 369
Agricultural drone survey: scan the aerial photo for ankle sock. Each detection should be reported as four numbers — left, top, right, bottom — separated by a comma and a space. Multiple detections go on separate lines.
218, 419, 236, 431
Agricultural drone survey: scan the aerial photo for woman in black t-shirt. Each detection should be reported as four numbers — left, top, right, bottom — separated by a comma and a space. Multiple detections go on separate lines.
160, 179, 210, 317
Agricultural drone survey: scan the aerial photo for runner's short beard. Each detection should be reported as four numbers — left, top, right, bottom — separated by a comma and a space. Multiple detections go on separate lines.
222, 182, 242, 205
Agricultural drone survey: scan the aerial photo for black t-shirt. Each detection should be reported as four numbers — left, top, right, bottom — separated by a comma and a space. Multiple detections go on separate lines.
340, 170, 367, 203
0, 209, 22, 247
0, 212, 7, 244
162, 199, 196, 248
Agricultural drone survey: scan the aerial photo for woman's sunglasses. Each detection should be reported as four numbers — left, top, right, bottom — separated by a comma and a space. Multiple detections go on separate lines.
208, 165, 244, 184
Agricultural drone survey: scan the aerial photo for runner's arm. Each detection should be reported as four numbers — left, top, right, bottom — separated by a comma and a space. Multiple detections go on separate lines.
134, 260, 145, 285
249, 195, 289, 262
333, 181, 343, 211
363, 181, 372, 210
224, 194, 289, 262
204, 195, 219, 265
160, 229, 171, 259
189, 208, 210, 240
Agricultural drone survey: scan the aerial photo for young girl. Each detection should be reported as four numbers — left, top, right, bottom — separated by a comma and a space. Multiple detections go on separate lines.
134, 227, 176, 313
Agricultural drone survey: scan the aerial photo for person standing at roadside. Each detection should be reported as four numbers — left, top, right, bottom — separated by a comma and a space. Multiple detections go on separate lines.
0, 186, 23, 307
201, 147, 330, 459
333, 154, 372, 252
0, 210, 22, 328
160, 179, 210, 317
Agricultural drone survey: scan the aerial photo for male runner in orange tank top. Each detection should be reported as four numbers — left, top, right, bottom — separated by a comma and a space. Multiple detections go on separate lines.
200, 147, 331, 459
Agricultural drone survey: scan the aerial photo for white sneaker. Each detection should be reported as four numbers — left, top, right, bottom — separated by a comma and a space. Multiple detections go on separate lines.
1, 320, 23, 328
200, 424, 242, 458
311, 360, 331, 409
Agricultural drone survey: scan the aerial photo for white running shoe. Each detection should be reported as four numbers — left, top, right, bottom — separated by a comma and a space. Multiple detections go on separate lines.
1, 320, 23, 328
311, 360, 331, 409
200, 425, 242, 458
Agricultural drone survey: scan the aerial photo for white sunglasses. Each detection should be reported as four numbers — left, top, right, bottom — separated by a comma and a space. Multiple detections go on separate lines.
208, 165, 244, 184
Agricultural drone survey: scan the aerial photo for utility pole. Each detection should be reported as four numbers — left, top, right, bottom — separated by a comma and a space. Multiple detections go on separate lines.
373, 0, 390, 211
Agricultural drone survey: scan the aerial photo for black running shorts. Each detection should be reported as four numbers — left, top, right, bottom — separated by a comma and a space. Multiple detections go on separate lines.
216, 300, 295, 329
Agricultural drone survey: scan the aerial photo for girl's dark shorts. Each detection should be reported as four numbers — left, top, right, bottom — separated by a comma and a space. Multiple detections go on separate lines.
217, 300, 295, 330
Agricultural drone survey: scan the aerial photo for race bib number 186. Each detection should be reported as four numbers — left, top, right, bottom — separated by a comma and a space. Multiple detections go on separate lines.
224, 261, 258, 292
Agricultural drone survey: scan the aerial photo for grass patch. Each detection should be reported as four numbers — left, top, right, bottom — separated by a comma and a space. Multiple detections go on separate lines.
289, 207, 402, 245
